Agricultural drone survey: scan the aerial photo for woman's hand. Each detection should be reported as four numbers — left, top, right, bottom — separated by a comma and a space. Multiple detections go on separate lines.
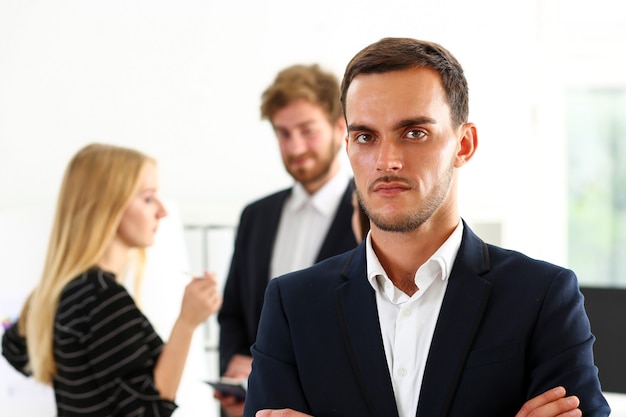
179, 271, 222, 328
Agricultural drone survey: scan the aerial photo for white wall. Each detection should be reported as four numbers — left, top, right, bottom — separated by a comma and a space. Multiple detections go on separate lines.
2, 0, 622, 264
0, 0, 611, 243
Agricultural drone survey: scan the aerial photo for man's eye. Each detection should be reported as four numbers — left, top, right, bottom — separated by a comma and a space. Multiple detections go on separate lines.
355, 133, 373, 143
407, 130, 426, 139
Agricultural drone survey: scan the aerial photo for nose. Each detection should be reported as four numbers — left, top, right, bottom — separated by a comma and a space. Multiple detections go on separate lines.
156, 199, 168, 219
282, 132, 307, 157
375, 139, 403, 172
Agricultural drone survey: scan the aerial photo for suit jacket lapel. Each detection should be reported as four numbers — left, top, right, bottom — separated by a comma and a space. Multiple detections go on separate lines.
252, 189, 291, 305
260, 189, 291, 277
334, 223, 492, 417
335, 245, 400, 417
417, 223, 492, 417
317, 183, 357, 262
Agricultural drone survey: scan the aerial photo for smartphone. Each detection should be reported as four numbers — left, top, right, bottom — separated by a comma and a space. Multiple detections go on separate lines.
206, 377, 247, 401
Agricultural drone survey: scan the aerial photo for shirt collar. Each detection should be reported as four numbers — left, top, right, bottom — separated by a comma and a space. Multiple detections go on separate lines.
366, 220, 464, 292
286, 166, 351, 215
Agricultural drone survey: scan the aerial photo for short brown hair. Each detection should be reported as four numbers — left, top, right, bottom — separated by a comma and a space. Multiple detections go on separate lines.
341, 37, 469, 127
261, 64, 343, 124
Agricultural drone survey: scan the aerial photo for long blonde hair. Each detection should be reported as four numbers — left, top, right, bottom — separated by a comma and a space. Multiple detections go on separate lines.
19, 143, 154, 384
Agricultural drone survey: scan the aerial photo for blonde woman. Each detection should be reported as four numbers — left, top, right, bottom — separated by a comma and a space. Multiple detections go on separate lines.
2, 143, 222, 416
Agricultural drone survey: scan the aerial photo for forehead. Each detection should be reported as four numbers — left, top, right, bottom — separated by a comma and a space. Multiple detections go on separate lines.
136, 161, 158, 190
271, 99, 329, 129
345, 67, 449, 124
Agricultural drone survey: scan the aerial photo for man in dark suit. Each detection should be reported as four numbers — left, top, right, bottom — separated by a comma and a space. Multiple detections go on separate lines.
245, 38, 610, 417
216, 64, 358, 416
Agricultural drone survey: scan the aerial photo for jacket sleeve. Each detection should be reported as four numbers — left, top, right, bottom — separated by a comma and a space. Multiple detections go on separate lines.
218, 205, 255, 373
527, 268, 610, 416
244, 278, 311, 417
2, 321, 31, 376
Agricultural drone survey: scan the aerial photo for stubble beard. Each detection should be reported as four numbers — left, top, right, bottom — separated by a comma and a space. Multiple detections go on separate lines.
360, 162, 455, 234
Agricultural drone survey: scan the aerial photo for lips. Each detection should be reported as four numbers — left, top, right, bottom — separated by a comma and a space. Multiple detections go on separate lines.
289, 155, 312, 167
371, 178, 411, 193
291, 160, 309, 168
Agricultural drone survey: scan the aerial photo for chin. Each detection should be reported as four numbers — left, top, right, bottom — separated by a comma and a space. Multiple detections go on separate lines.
288, 167, 309, 181
136, 237, 155, 248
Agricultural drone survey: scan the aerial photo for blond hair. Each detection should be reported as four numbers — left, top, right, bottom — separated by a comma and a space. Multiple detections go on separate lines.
19, 143, 154, 384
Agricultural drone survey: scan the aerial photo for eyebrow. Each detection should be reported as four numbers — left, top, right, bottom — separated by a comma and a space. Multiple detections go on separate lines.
273, 119, 316, 132
348, 116, 437, 133
394, 116, 437, 130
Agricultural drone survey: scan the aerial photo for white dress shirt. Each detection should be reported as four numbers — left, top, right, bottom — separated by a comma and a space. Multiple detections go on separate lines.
270, 167, 351, 279
366, 221, 463, 417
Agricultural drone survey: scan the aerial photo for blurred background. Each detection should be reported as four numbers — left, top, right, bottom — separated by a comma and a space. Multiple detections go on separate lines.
1, 0, 624, 415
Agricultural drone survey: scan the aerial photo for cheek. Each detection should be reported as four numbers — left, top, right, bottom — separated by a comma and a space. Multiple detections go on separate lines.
278, 139, 296, 159
349, 148, 376, 174
117, 206, 152, 246
117, 210, 139, 240
308, 132, 329, 153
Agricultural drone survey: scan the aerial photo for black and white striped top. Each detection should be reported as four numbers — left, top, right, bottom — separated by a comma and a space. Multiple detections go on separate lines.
2, 267, 177, 416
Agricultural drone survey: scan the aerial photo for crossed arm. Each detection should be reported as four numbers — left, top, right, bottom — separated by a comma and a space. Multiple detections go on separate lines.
254, 386, 581, 417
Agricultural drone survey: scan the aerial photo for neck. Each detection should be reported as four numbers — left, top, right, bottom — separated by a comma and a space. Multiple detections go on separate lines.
97, 236, 128, 276
370, 215, 459, 294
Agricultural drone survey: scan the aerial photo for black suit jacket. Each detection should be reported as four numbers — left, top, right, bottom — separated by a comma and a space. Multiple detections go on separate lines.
218, 183, 358, 372
244, 222, 610, 417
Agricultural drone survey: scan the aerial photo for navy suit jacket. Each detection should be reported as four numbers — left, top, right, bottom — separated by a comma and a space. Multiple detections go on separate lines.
245, 222, 610, 417
218, 184, 358, 372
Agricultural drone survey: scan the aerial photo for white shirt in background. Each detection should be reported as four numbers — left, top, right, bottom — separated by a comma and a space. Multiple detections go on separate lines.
270, 167, 351, 280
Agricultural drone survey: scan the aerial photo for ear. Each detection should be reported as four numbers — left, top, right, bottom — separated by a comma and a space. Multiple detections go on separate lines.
335, 117, 347, 138
339, 118, 350, 153
454, 122, 478, 168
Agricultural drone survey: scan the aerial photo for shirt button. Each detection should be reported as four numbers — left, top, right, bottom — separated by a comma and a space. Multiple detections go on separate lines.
402, 308, 412, 317
398, 368, 407, 377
